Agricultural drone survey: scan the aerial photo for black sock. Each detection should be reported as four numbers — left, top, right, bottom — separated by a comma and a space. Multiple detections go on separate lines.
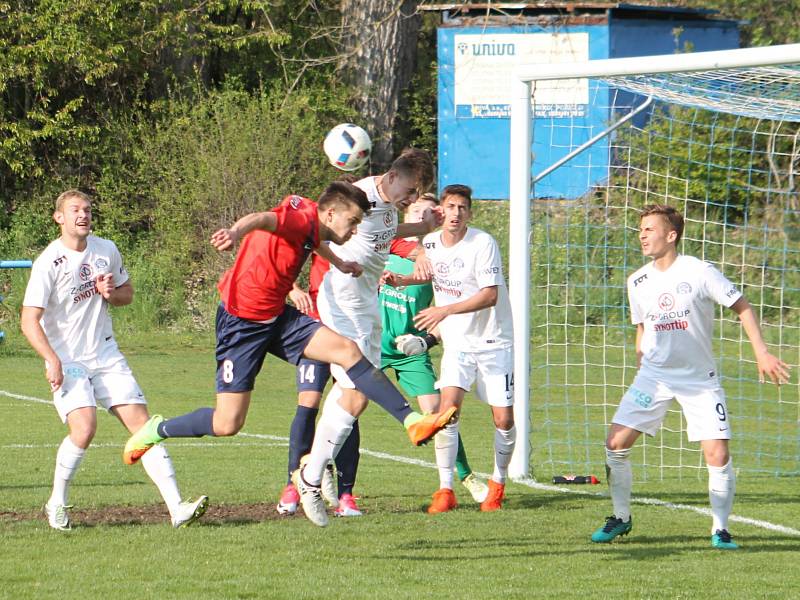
346, 357, 413, 424
335, 419, 360, 497
157, 407, 215, 438
287, 405, 318, 482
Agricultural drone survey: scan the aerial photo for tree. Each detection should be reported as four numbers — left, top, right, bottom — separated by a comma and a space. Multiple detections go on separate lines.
338, 0, 422, 169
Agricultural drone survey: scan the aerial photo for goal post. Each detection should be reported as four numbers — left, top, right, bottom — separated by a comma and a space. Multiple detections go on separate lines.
508, 43, 800, 480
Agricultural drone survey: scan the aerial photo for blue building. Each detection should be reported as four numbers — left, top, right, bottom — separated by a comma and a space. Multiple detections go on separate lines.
431, 3, 740, 199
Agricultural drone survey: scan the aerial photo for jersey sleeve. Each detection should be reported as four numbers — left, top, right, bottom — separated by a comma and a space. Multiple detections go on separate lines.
390, 238, 418, 259
627, 275, 643, 324
702, 263, 742, 308
474, 234, 505, 289
109, 241, 130, 288
272, 196, 310, 245
22, 255, 53, 309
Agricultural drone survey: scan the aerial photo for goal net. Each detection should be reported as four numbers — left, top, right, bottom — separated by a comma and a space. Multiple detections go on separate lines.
509, 46, 800, 481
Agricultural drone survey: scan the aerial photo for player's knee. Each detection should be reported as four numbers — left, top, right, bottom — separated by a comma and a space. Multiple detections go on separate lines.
212, 415, 245, 436
494, 414, 514, 430
70, 426, 95, 448
336, 338, 362, 368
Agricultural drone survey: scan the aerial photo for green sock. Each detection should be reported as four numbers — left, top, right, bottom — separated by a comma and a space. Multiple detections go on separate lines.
455, 434, 472, 481
403, 412, 423, 429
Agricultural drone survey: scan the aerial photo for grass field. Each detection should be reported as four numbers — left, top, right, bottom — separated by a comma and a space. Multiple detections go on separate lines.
2, 332, 800, 599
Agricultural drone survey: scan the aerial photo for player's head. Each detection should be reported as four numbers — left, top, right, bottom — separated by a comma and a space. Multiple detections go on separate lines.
317, 181, 369, 245
53, 189, 93, 240
639, 204, 683, 258
440, 184, 472, 236
381, 148, 434, 211
404, 192, 438, 224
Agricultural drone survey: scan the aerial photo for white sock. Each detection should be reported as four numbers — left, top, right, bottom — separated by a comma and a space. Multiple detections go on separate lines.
50, 436, 85, 506
140, 443, 182, 517
606, 447, 632, 521
305, 389, 355, 486
708, 458, 735, 533
491, 426, 516, 484
434, 421, 459, 490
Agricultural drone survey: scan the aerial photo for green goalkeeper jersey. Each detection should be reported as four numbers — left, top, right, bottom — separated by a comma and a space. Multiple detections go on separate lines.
379, 253, 434, 363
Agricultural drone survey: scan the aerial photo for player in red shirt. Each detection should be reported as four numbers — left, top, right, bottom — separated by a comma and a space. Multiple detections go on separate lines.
123, 182, 456, 525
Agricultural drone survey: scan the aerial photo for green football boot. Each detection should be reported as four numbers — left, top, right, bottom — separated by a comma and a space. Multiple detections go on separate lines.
591, 515, 633, 543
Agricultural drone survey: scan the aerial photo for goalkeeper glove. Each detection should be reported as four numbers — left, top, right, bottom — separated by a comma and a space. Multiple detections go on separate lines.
394, 333, 438, 356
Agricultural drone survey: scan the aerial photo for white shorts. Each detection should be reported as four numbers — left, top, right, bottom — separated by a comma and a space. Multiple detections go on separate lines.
437, 346, 514, 407
53, 351, 146, 423
317, 286, 381, 389
612, 371, 731, 442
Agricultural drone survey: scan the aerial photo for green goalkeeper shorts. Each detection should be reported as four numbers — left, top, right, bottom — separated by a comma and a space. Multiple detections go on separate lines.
382, 353, 437, 398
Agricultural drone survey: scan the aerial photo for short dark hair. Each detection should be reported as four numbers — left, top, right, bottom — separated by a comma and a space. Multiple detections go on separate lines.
318, 181, 370, 214
641, 204, 684, 244
441, 184, 473, 208
389, 148, 434, 192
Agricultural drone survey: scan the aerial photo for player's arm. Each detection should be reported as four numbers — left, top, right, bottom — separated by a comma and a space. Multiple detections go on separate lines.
211, 211, 278, 251
731, 296, 790, 384
288, 282, 314, 315
95, 275, 133, 307
381, 269, 431, 288
396, 205, 443, 238
313, 242, 362, 278
20, 306, 63, 391
635, 323, 644, 368
414, 285, 498, 333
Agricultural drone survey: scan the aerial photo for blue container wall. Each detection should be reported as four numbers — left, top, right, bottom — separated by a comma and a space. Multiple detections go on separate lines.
437, 17, 739, 200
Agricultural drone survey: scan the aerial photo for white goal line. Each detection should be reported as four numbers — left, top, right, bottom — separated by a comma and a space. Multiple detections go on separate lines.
4, 389, 799, 536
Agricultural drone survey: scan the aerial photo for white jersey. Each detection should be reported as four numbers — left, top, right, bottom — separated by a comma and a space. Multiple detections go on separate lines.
321, 176, 397, 308
423, 227, 513, 351
627, 254, 742, 386
23, 235, 129, 363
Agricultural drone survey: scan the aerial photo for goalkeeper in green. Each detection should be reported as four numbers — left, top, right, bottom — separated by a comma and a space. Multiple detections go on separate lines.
380, 193, 489, 512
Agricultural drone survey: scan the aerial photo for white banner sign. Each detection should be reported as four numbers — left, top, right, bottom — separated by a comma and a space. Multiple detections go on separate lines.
453, 32, 590, 118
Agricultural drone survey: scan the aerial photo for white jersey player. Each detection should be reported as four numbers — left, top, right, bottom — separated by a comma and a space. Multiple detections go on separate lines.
20, 189, 207, 530
299, 149, 446, 504
412, 184, 516, 513
590, 204, 789, 549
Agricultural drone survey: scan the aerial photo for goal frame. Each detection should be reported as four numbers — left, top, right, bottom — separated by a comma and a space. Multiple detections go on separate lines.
507, 43, 800, 479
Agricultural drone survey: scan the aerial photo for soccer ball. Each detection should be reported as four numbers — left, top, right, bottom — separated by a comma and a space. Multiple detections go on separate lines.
323, 123, 372, 172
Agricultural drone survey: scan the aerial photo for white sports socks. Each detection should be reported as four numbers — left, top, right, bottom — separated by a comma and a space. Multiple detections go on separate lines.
50, 436, 86, 506
491, 426, 516, 484
606, 447, 632, 521
140, 443, 182, 516
304, 387, 355, 486
708, 458, 736, 533
434, 421, 460, 490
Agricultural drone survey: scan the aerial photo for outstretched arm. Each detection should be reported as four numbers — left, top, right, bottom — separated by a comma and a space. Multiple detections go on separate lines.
732, 297, 790, 384
314, 242, 362, 278
211, 212, 278, 251
413, 286, 498, 333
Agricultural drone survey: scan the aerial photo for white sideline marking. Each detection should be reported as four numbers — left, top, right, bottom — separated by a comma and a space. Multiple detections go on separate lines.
5, 390, 800, 536
2, 442, 286, 450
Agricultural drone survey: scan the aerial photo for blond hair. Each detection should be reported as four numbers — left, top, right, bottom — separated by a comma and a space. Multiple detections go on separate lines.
55, 189, 92, 212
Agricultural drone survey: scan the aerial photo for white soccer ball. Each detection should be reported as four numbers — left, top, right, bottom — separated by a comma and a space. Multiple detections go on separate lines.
323, 123, 372, 172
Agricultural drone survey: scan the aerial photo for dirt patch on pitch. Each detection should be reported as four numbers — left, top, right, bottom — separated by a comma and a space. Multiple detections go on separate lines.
0, 502, 297, 527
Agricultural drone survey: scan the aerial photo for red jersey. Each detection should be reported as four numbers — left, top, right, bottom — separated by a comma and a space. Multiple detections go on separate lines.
218, 195, 320, 321
306, 253, 330, 320
390, 237, 418, 260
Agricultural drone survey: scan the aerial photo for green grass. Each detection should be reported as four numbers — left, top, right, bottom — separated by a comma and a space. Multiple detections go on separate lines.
2, 333, 800, 599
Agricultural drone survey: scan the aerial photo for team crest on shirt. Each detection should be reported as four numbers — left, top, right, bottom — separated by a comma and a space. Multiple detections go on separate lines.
452, 257, 465, 272
676, 282, 692, 294
94, 258, 108, 271
383, 211, 393, 227
78, 264, 93, 281
657, 293, 675, 310
435, 262, 449, 276
289, 195, 302, 209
